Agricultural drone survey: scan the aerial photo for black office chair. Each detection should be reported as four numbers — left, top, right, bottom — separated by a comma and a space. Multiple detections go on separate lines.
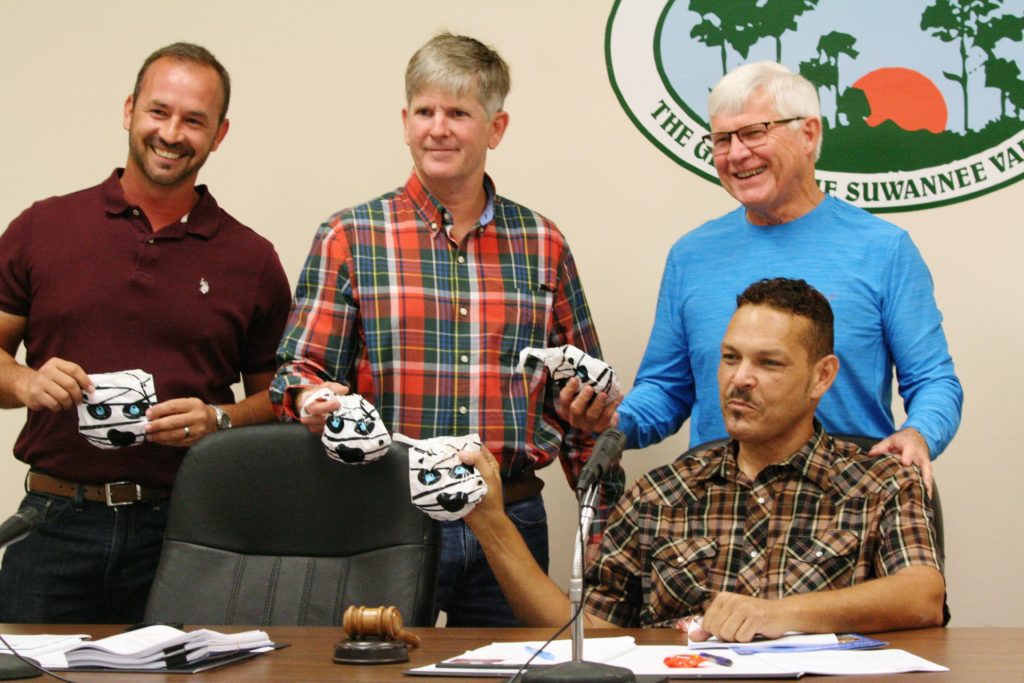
144, 423, 440, 626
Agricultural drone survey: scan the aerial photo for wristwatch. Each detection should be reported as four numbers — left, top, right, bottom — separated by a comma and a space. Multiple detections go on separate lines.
209, 404, 232, 431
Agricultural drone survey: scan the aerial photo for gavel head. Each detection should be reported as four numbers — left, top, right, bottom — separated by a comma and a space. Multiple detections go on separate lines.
342, 605, 420, 648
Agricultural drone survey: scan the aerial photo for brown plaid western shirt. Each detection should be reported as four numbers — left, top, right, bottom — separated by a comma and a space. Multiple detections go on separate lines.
584, 427, 942, 627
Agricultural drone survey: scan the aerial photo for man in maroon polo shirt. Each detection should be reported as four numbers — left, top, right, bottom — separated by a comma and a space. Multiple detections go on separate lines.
0, 43, 291, 623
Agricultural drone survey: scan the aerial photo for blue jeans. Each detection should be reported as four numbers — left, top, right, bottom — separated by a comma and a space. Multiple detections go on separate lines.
0, 491, 168, 623
435, 493, 549, 627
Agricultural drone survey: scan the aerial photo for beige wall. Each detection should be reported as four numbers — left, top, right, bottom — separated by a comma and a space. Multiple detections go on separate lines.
0, 1, 1019, 626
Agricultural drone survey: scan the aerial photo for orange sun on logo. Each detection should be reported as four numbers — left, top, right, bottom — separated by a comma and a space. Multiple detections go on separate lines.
852, 67, 948, 134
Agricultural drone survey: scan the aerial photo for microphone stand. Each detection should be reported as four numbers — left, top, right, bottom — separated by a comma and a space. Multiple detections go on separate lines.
521, 484, 633, 683
569, 485, 598, 663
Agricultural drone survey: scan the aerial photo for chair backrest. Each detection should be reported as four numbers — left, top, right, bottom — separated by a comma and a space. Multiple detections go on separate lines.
681, 434, 944, 559
144, 423, 440, 626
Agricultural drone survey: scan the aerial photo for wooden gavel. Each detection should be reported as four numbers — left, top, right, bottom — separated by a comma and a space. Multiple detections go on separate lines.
342, 605, 421, 648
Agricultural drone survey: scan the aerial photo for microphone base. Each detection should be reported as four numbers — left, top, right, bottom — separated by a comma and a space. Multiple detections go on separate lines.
0, 654, 39, 680
521, 660, 635, 682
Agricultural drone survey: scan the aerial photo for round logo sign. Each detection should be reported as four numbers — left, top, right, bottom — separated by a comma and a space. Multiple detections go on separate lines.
606, 0, 1024, 212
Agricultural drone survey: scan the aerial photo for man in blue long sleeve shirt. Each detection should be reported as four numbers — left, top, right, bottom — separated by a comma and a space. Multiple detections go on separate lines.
562, 62, 961, 493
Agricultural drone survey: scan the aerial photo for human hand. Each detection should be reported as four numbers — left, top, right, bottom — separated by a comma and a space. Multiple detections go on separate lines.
18, 357, 92, 411
145, 397, 215, 448
459, 445, 506, 529
688, 592, 786, 643
868, 427, 932, 497
295, 382, 349, 434
555, 378, 621, 432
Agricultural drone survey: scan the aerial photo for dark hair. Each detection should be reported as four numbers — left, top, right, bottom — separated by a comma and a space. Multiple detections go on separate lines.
132, 42, 231, 122
736, 278, 834, 360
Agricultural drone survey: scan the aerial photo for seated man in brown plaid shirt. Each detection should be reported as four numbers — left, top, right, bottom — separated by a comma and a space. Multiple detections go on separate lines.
462, 277, 946, 641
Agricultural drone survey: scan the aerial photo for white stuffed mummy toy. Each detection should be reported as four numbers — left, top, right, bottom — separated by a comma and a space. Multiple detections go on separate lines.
516, 344, 623, 400
78, 369, 156, 449
396, 433, 488, 521
301, 387, 392, 464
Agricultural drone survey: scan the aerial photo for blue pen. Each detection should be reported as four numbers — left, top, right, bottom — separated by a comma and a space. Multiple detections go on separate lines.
699, 652, 734, 667
524, 646, 555, 661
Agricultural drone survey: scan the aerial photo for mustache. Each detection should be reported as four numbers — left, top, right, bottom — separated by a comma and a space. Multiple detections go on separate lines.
726, 388, 758, 407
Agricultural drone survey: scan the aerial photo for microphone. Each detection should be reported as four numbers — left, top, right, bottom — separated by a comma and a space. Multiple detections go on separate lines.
0, 508, 42, 551
575, 428, 627, 494
524, 428, 634, 683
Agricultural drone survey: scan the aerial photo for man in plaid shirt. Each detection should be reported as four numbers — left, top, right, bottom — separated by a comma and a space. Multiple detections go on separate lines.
270, 33, 614, 626
462, 278, 946, 639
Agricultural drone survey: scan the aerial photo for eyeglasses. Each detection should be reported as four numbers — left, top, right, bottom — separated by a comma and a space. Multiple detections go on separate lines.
702, 118, 804, 156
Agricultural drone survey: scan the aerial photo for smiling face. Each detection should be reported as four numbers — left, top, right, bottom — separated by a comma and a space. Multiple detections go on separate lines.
402, 87, 508, 196
711, 91, 821, 226
718, 304, 836, 451
123, 57, 229, 191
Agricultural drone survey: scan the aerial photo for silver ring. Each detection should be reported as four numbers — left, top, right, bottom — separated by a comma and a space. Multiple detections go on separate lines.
184, 425, 191, 438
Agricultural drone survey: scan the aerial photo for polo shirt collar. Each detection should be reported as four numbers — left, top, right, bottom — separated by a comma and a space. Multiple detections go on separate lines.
101, 168, 221, 238
405, 171, 496, 239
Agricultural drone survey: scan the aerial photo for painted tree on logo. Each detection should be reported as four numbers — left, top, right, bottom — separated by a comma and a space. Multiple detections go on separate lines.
798, 31, 859, 127
921, 0, 1023, 130
689, 0, 819, 71
975, 14, 1024, 120
688, 0, 760, 74
754, 0, 820, 62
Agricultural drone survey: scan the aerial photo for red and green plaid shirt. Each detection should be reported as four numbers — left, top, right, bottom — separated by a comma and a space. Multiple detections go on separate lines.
272, 172, 617, 500
584, 429, 943, 627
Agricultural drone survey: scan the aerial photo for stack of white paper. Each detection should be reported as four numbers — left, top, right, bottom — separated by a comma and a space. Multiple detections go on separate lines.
7, 625, 273, 671
0, 634, 89, 660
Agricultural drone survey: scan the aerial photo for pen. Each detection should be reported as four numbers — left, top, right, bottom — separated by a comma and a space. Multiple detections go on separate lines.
524, 646, 555, 661
699, 652, 734, 667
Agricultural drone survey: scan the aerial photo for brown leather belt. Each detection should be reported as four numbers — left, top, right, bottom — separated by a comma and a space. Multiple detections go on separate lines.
27, 472, 170, 507
502, 471, 544, 505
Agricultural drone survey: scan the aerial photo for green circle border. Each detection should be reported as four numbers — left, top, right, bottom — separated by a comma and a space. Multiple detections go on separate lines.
605, 0, 1024, 213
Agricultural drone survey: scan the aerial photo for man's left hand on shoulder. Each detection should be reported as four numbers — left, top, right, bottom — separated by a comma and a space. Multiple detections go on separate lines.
689, 592, 787, 643
144, 398, 218, 447
868, 427, 932, 497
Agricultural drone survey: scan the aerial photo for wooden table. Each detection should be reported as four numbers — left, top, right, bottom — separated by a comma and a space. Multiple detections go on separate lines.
1, 625, 1020, 681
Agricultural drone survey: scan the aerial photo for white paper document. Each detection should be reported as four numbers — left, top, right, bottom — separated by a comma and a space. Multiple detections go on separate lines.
0, 634, 89, 661
438, 636, 636, 668
756, 649, 949, 675
3, 626, 274, 671
406, 635, 948, 678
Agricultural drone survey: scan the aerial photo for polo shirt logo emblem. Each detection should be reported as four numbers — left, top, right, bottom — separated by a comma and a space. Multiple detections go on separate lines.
199, 277, 210, 295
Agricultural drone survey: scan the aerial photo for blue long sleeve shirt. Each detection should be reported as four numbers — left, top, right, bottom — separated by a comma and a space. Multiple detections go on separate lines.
618, 195, 963, 458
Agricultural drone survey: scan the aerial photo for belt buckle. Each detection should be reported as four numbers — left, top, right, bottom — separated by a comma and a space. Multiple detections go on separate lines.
104, 481, 140, 507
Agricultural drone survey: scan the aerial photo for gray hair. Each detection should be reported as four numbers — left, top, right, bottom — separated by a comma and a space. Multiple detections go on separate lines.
708, 61, 822, 159
405, 32, 510, 118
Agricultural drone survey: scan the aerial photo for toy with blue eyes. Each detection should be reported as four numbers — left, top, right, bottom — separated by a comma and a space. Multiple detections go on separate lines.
77, 369, 156, 449
396, 432, 488, 521
315, 393, 391, 465
516, 344, 622, 400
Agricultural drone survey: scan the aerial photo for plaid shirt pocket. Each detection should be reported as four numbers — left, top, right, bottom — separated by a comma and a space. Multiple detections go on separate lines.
643, 536, 718, 626
780, 529, 860, 596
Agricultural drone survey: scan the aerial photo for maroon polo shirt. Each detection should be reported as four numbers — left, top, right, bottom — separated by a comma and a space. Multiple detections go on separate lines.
0, 170, 291, 488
